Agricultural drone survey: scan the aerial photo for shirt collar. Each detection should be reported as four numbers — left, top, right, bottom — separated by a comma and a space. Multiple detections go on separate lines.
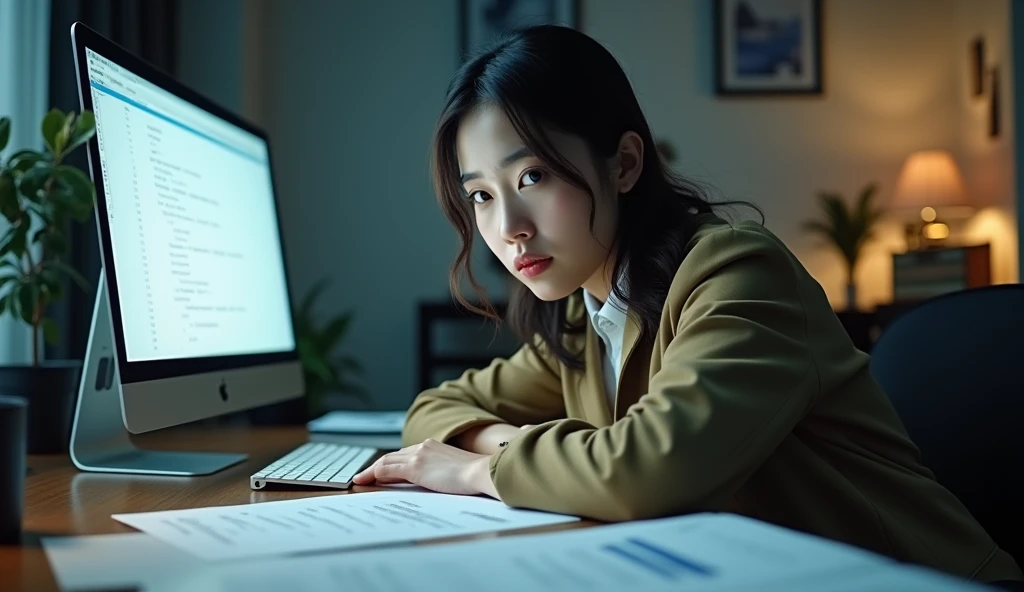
582, 273, 629, 332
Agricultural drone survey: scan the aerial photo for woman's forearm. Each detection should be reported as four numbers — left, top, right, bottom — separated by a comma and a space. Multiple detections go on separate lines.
452, 423, 526, 454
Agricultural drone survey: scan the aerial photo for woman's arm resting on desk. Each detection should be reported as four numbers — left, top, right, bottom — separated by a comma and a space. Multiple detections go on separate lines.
402, 336, 565, 448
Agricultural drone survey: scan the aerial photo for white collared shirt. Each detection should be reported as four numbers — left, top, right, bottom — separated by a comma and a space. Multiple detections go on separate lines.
582, 286, 629, 412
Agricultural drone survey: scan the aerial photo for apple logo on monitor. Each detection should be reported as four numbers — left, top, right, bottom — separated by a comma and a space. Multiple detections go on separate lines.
219, 379, 229, 402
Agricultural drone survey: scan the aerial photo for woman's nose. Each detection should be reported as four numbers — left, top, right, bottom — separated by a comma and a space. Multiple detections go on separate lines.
499, 200, 535, 244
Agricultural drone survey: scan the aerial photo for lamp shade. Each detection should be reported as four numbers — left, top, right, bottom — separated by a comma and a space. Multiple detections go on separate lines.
891, 150, 970, 209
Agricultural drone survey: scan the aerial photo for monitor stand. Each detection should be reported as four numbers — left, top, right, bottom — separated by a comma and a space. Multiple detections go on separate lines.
69, 269, 247, 475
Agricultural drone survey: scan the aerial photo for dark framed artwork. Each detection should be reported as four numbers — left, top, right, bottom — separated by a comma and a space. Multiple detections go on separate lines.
714, 0, 823, 96
458, 0, 579, 61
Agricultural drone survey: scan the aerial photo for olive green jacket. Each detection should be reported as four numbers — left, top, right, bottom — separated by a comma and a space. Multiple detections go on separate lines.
403, 215, 1022, 583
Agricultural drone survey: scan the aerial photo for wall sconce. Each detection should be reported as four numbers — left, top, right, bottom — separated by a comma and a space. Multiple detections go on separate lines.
971, 37, 1000, 138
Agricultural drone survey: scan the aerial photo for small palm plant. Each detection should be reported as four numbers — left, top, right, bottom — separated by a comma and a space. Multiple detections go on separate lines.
293, 278, 368, 414
802, 183, 884, 311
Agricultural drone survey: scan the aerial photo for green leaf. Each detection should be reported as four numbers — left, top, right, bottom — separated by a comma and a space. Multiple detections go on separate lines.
19, 280, 39, 324
0, 222, 28, 258
41, 109, 65, 155
38, 265, 65, 300
298, 336, 335, 383
63, 111, 96, 155
55, 165, 95, 221
0, 117, 10, 152
0, 257, 21, 273
40, 230, 69, 257
0, 170, 20, 223
337, 356, 364, 374
299, 278, 330, 321
40, 317, 59, 346
0, 274, 18, 295
17, 164, 54, 201
8, 150, 47, 173
53, 112, 76, 157
315, 312, 352, 352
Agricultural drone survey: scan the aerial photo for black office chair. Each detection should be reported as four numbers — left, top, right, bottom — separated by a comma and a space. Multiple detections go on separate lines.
869, 285, 1024, 570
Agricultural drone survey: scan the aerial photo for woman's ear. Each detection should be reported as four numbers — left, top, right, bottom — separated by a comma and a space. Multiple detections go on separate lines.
613, 131, 644, 194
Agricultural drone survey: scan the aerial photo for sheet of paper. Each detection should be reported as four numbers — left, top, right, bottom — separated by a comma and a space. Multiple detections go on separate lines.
113, 490, 579, 561
306, 410, 405, 433
141, 513, 990, 592
42, 532, 200, 592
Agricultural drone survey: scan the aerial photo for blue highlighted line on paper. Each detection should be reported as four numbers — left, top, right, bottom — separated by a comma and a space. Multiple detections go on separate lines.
603, 537, 716, 580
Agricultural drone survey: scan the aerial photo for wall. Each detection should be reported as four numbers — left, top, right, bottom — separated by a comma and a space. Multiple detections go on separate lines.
259, 0, 463, 410
181, 0, 1016, 410
953, 0, 1017, 285
176, 0, 244, 114
1015, 1, 1024, 276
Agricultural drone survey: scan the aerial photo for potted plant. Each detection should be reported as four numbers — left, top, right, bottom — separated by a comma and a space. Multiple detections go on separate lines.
802, 183, 884, 311
249, 278, 368, 425
0, 109, 96, 454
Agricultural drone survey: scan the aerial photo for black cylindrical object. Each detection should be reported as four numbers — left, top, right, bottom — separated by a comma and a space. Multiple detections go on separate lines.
0, 394, 27, 544
0, 361, 82, 454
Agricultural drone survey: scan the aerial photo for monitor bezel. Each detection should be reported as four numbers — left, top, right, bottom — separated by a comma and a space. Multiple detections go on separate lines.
71, 22, 300, 386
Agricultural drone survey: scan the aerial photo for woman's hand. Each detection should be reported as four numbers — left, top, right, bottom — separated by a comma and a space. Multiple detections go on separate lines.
352, 439, 500, 499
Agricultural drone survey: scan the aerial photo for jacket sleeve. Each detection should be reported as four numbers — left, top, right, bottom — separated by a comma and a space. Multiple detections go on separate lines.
402, 336, 568, 447
487, 228, 817, 521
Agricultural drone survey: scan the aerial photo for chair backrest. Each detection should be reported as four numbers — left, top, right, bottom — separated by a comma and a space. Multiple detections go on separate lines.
869, 284, 1024, 562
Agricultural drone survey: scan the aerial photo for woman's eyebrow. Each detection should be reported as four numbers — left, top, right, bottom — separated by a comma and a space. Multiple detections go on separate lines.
460, 147, 534, 183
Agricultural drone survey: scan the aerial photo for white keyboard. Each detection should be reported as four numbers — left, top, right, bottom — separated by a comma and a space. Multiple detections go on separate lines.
250, 442, 379, 490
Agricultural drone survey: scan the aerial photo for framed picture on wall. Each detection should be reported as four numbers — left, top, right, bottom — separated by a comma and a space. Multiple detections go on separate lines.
458, 0, 579, 61
714, 0, 823, 96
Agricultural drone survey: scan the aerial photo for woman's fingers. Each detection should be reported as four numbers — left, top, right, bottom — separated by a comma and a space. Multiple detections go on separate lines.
372, 462, 410, 483
353, 453, 411, 485
353, 455, 390, 484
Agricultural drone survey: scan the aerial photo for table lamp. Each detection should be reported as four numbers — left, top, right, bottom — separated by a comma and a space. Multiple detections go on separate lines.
891, 150, 971, 250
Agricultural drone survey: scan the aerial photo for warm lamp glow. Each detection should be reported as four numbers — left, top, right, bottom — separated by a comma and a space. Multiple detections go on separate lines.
923, 222, 949, 239
892, 150, 970, 209
921, 206, 937, 222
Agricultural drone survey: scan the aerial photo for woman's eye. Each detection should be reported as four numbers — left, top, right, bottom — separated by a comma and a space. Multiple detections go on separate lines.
520, 169, 544, 188
469, 190, 491, 204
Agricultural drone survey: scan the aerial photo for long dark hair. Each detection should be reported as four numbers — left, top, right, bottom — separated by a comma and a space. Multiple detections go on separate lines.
431, 25, 760, 369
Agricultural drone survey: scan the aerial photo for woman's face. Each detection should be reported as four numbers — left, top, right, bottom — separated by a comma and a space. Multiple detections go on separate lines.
455, 105, 622, 302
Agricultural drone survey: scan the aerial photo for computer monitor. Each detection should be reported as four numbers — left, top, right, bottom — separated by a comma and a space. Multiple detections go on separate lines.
67, 22, 304, 475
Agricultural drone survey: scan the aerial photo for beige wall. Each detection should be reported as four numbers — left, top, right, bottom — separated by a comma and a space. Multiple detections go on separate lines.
954, 0, 1018, 286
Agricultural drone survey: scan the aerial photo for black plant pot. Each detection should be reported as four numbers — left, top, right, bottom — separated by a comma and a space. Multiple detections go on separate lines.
0, 361, 82, 455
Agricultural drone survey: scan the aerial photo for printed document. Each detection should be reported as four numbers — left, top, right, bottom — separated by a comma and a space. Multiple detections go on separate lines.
143, 512, 991, 592
112, 490, 579, 561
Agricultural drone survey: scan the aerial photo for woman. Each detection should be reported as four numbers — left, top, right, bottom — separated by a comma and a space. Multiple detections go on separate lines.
353, 25, 1021, 585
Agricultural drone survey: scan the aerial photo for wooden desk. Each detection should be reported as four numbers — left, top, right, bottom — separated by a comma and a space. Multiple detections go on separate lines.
1, 426, 596, 591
